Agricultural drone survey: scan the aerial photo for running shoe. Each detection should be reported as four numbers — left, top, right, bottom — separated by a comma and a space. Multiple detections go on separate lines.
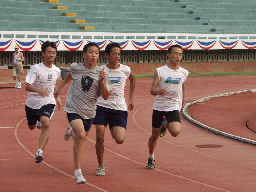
96, 166, 105, 176
160, 120, 168, 137
75, 172, 86, 184
35, 151, 44, 163
64, 124, 72, 141
146, 158, 155, 169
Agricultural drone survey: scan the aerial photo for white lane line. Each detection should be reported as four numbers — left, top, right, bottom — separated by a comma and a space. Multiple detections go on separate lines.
0, 127, 14, 129
131, 103, 230, 192
14, 118, 108, 192
133, 103, 256, 170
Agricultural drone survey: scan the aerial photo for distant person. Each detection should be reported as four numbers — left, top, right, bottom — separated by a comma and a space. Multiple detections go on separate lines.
11, 45, 24, 88
93, 42, 136, 176
146, 44, 189, 169
24, 41, 61, 164
54, 43, 111, 184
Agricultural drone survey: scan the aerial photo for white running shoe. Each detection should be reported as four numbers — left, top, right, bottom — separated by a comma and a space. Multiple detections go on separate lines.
36, 121, 41, 129
96, 166, 105, 176
64, 124, 72, 141
35, 150, 44, 163
75, 172, 86, 184
17, 82, 21, 89
15, 81, 18, 88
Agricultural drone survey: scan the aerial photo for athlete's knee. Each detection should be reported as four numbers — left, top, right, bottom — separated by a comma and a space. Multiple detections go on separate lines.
115, 138, 124, 144
168, 122, 181, 137
76, 132, 86, 142
169, 128, 180, 137
40, 119, 51, 129
171, 131, 180, 137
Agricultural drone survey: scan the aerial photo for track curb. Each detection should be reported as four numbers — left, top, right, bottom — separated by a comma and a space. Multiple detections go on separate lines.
183, 89, 256, 145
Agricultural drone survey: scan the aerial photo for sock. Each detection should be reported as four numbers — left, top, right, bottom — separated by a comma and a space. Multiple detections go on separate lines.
148, 154, 154, 159
67, 124, 72, 135
37, 121, 41, 127
75, 169, 82, 176
37, 149, 43, 154
15, 80, 18, 87
163, 120, 168, 127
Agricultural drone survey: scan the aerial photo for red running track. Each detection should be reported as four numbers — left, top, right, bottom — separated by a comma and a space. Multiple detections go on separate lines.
1, 75, 256, 192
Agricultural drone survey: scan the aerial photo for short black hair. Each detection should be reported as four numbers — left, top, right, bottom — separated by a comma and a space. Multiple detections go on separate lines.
105, 42, 121, 55
167, 44, 183, 54
83, 42, 100, 53
41, 41, 57, 53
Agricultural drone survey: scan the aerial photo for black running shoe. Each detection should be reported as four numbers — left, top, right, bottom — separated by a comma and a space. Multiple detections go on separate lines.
146, 158, 155, 169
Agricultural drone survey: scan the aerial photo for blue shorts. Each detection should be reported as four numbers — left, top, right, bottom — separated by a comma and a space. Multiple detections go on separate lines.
67, 113, 93, 132
152, 110, 181, 128
25, 104, 56, 126
93, 105, 128, 129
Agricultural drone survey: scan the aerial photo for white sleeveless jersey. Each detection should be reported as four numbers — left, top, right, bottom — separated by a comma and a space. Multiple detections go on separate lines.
25, 63, 61, 109
13, 52, 22, 65
153, 65, 189, 112
97, 64, 130, 111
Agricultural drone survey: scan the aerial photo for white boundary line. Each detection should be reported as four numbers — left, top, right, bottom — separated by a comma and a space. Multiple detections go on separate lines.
10, 89, 256, 191
14, 101, 249, 192
14, 118, 108, 192
183, 89, 256, 145
0, 127, 14, 129
131, 104, 232, 192
133, 103, 256, 172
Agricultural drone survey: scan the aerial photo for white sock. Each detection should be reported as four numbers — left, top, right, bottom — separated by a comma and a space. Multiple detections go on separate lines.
163, 120, 168, 127
15, 80, 18, 86
67, 124, 72, 134
148, 154, 154, 159
37, 149, 43, 154
37, 121, 41, 127
75, 169, 82, 176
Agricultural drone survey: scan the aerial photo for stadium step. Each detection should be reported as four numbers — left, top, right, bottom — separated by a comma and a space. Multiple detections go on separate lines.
53, 6, 68, 10
71, 19, 86, 23
80, 26, 95, 30
46, 0, 59, 3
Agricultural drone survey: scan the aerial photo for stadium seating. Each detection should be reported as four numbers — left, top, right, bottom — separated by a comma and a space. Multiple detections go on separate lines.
0, 0, 255, 33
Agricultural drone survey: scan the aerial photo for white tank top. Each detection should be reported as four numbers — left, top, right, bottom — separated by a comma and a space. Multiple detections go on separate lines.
97, 64, 130, 111
14, 52, 22, 65
153, 65, 189, 112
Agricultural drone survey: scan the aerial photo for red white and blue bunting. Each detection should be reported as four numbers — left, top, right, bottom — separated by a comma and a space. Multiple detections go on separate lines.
63, 40, 84, 51
241, 40, 256, 49
109, 40, 129, 50
0, 39, 12, 51
131, 40, 151, 50
219, 40, 239, 49
153, 40, 173, 50
15, 39, 37, 51
1, 39, 256, 51
175, 40, 194, 50
87, 40, 108, 50
197, 40, 216, 50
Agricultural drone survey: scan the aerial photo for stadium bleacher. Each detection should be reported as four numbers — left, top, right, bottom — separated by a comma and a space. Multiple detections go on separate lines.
0, 0, 256, 73
1, 0, 255, 34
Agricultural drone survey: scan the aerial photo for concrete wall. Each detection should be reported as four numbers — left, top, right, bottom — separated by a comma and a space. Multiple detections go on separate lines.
1, 62, 256, 84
